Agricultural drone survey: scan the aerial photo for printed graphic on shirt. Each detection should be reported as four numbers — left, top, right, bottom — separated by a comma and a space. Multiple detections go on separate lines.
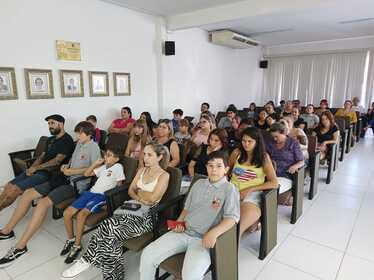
232, 167, 257, 181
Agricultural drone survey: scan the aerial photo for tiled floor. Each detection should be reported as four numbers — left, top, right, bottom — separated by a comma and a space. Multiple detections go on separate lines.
1, 134, 373, 280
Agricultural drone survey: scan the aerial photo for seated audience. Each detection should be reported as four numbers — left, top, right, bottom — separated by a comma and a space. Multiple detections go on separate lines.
315, 99, 330, 116
192, 102, 216, 127
335, 100, 358, 124
108, 107, 135, 134
218, 104, 241, 130
292, 99, 302, 111
292, 107, 307, 130
281, 116, 309, 160
0, 121, 97, 267
62, 143, 170, 280
265, 115, 275, 129
266, 123, 304, 205
229, 127, 278, 236
62, 147, 124, 264
264, 102, 279, 120
255, 110, 269, 130
301, 104, 319, 130
139, 151, 239, 280
172, 109, 183, 133
277, 100, 286, 113
352, 97, 366, 114
140, 111, 158, 137
312, 111, 339, 161
247, 102, 258, 119
0, 114, 74, 212
174, 119, 192, 145
228, 118, 254, 151
282, 101, 293, 116
155, 119, 180, 167
188, 128, 228, 177
86, 115, 102, 144
125, 120, 150, 166
191, 115, 212, 147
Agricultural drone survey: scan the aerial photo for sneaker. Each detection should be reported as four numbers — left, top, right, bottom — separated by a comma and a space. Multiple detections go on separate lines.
61, 258, 90, 278
64, 245, 82, 264
0, 230, 15, 241
0, 246, 28, 268
60, 240, 75, 256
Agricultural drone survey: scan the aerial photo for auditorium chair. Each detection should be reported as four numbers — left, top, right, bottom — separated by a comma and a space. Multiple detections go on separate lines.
120, 167, 182, 255
155, 224, 239, 280
52, 156, 138, 227
8, 136, 49, 176
307, 135, 321, 200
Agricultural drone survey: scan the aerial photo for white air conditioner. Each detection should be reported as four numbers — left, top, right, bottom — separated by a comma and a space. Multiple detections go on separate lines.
209, 30, 259, 49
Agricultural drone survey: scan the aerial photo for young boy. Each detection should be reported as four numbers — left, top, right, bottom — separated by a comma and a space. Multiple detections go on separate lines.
139, 151, 240, 280
61, 147, 125, 264
172, 108, 184, 133
174, 119, 191, 145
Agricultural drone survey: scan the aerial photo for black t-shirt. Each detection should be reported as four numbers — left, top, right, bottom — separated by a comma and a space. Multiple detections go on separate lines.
42, 133, 75, 165
314, 125, 338, 144
255, 121, 269, 130
294, 118, 307, 129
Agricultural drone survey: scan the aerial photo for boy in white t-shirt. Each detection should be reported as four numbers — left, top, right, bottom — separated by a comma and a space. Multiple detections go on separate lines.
61, 148, 125, 264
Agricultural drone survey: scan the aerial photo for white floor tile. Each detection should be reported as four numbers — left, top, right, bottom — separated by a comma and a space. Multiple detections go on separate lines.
292, 192, 361, 251
256, 260, 320, 280
0, 269, 11, 280
336, 254, 374, 280
273, 235, 343, 280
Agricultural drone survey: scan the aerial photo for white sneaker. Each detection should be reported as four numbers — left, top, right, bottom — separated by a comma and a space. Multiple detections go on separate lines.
61, 258, 90, 279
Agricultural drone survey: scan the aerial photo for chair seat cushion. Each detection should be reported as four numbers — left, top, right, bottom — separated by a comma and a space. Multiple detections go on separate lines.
159, 253, 185, 279
122, 232, 154, 252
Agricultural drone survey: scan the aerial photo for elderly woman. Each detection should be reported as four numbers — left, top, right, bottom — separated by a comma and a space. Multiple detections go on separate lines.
265, 122, 305, 205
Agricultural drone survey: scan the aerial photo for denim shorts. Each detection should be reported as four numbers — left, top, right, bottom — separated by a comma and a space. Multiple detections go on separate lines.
10, 171, 49, 192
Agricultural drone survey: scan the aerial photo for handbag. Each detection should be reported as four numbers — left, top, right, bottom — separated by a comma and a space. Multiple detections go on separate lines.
114, 199, 152, 218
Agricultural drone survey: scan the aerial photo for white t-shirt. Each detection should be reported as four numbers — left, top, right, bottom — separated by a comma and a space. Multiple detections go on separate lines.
91, 163, 125, 194
352, 105, 365, 114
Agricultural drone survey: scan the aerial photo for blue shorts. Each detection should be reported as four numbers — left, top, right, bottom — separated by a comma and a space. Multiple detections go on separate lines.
71, 191, 106, 213
9, 171, 49, 192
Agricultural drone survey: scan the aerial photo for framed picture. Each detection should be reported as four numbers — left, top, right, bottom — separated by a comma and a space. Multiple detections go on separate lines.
24, 68, 54, 99
60, 70, 84, 98
113, 72, 131, 96
0, 67, 18, 100
89, 71, 109, 97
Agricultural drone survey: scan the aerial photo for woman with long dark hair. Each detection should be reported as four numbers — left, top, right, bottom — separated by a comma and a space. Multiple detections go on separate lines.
229, 127, 278, 236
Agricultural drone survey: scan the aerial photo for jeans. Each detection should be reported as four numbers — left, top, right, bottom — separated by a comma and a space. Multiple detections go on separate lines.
140, 231, 211, 280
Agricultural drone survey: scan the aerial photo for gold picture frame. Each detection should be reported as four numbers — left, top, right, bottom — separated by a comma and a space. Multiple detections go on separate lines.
0, 67, 18, 100
24, 68, 54, 99
113, 72, 131, 96
60, 70, 84, 98
89, 71, 109, 97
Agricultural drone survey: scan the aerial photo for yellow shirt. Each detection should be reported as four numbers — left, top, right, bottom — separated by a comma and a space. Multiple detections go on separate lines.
335, 109, 357, 124
230, 160, 265, 191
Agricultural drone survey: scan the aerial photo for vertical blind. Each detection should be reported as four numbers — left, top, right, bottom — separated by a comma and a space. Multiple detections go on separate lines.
263, 50, 374, 108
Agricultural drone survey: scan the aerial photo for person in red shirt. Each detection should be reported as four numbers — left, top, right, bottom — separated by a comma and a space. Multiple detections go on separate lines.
108, 107, 135, 134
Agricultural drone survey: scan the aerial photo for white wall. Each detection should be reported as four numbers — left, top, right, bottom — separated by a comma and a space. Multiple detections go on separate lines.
162, 28, 264, 117
0, 0, 162, 183
265, 36, 374, 57
0, 1, 264, 184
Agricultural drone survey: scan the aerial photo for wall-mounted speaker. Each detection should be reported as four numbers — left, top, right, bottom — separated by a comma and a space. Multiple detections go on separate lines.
165, 41, 175, 56
259, 60, 268, 69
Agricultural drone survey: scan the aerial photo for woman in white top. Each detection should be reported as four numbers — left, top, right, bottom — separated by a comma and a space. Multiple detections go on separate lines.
62, 142, 170, 280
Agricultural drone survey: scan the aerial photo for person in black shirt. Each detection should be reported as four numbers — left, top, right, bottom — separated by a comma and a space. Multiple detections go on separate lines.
0, 115, 74, 212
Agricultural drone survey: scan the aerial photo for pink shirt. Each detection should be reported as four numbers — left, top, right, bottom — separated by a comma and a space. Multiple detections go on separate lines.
112, 118, 135, 129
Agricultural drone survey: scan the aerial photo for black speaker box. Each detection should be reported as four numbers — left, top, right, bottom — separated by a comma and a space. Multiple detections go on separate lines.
259, 60, 268, 69
165, 41, 175, 56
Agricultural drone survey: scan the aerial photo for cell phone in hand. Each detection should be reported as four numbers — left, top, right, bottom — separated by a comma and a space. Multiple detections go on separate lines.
167, 220, 186, 230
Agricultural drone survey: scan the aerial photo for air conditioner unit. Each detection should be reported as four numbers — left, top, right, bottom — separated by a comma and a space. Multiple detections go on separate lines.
209, 30, 259, 49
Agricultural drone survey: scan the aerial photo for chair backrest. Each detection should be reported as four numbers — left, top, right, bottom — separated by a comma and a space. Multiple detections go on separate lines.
215, 111, 226, 124
105, 133, 129, 153
307, 135, 318, 156
121, 156, 138, 185
99, 130, 108, 150
237, 110, 247, 120
177, 143, 187, 169
184, 116, 194, 123
35, 136, 49, 158
335, 117, 346, 131
161, 167, 182, 204
211, 224, 238, 280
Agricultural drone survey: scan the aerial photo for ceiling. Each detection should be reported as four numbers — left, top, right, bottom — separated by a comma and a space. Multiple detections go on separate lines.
103, 0, 246, 16
104, 0, 374, 46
